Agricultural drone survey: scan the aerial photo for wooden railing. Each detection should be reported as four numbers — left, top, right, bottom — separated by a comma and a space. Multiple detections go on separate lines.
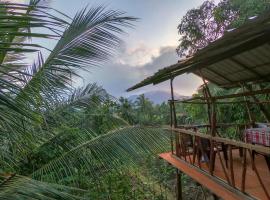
170, 128, 270, 199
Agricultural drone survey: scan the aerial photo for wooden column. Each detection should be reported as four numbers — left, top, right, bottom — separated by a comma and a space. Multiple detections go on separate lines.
176, 169, 183, 200
170, 78, 177, 128
170, 78, 183, 200
170, 101, 174, 154
245, 84, 270, 122
200, 73, 217, 177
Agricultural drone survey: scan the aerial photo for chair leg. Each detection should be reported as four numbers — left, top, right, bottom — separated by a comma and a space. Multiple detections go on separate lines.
252, 150, 255, 170
213, 194, 219, 200
212, 152, 216, 172
222, 144, 228, 168
264, 155, 270, 171
239, 147, 243, 157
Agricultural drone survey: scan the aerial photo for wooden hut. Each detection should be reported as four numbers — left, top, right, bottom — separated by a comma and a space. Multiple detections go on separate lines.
127, 11, 270, 200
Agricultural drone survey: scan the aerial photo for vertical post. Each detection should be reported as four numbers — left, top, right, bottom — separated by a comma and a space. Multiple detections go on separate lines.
240, 84, 254, 126
244, 84, 270, 122
176, 169, 183, 200
170, 78, 183, 200
200, 73, 217, 176
169, 101, 174, 154
170, 78, 179, 156
170, 78, 177, 128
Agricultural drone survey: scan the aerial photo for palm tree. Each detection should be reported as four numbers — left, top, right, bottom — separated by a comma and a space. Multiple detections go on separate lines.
0, 1, 171, 199
135, 94, 155, 125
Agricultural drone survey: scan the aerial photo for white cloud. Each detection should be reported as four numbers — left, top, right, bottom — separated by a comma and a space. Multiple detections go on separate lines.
78, 45, 202, 97
116, 43, 159, 66
5, 0, 26, 3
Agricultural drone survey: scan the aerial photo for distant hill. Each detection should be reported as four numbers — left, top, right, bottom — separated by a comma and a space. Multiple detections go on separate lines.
128, 91, 189, 104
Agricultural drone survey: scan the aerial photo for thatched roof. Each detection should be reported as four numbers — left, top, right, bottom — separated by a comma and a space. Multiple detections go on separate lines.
127, 12, 270, 92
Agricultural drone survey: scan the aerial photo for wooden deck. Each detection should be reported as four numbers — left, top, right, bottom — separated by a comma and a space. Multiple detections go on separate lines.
159, 151, 270, 200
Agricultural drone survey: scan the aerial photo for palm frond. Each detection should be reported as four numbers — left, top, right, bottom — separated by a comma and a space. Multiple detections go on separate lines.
19, 6, 136, 103
0, 174, 88, 200
31, 127, 170, 185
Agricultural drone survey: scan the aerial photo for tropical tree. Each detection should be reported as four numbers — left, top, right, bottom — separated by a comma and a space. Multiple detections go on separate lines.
117, 96, 135, 124
176, 0, 270, 57
134, 94, 155, 125
0, 1, 172, 199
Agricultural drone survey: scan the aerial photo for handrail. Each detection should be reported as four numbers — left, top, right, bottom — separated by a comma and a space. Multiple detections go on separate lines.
169, 127, 270, 155
176, 122, 253, 129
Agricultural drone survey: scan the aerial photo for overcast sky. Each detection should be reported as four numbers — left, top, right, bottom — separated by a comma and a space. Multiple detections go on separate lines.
14, 0, 206, 97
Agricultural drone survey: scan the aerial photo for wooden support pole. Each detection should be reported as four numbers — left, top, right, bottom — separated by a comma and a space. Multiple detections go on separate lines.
170, 78, 177, 128
241, 148, 247, 192
228, 145, 235, 187
170, 78, 180, 157
169, 102, 174, 154
176, 169, 183, 200
244, 84, 270, 122
248, 149, 270, 199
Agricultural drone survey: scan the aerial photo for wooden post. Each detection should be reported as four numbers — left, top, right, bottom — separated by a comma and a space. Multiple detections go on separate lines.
200, 74, 217, 176
169, 102, 174, 154
170, 78, 180, 157
244, 84, 270, 122
228, 145, 235, 187
170, 78, 177, 128
170, 78, 183, 200
176, 169, 183, 200
241, 148, 247, 192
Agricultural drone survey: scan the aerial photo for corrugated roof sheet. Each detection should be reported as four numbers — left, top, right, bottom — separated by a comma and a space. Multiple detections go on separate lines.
127, 11, 270, 92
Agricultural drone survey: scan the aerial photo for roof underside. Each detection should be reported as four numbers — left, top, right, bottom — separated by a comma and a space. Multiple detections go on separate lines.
127, 12, 270, 92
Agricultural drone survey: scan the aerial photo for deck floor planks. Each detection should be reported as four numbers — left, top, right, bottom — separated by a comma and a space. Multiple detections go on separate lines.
159, 150, 270, 200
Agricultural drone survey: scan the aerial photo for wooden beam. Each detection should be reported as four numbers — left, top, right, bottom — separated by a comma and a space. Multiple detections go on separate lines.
170, 88, 270, 101
179, 100, 270, 104
170, 88, 270, 102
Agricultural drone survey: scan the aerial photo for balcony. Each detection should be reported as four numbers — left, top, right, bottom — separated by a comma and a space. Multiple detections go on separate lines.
160, 127, 270, 200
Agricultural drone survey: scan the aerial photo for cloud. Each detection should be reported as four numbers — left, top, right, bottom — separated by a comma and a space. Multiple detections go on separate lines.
116, 43, 159, 66
78, 45, 202, 97
5, 0, 26, 2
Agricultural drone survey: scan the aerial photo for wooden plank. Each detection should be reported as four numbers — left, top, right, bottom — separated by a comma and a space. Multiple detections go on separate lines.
171, 88, 270, 102
159, 152, 254, 200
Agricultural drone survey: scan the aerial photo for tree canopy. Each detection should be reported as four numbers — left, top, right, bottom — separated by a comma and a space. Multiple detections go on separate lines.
176, 0, 270, 57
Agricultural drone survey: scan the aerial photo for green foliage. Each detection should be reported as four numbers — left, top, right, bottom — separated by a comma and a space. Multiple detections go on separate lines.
176, 0, 270, 57
116, 95, 171, 126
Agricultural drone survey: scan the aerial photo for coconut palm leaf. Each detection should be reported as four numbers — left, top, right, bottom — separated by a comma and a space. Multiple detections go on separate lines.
0, 1, 71, 128
0, 174, 88, 200
31, 127, 170, 185
18, 6, 136, 104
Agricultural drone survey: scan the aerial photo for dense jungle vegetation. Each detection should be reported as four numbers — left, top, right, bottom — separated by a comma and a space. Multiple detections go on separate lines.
0, 0, 269, 199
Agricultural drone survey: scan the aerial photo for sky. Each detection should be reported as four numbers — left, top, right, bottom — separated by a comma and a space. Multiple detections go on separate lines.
13, 0, 206, 97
